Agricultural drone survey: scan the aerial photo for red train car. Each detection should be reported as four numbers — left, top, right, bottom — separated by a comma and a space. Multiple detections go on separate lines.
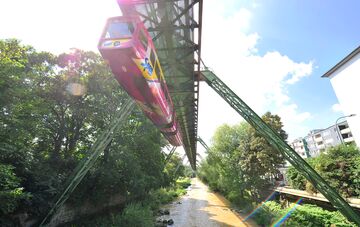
98, 16, 183, 146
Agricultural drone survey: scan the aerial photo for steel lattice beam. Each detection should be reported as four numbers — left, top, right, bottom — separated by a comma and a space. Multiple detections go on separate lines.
40, 99, 135, 226
200, 69, 360, 225
118, 0, 202, 170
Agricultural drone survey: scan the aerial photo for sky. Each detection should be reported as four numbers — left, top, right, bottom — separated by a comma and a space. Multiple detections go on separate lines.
1, 0, 359, 159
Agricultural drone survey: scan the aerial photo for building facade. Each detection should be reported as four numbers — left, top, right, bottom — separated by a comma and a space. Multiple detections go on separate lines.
290, 138, 309, 159
322, 46, 360, 147
290, 120, 354, 158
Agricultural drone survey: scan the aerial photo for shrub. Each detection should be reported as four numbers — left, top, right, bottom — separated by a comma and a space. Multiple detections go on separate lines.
0, 164, 31, 215
118, 203, 154, 227
305, 181, 317, 194
253, 201, 356, 226
286, 144, 360, 198
176, 177, 191, 189
286, 166, 306, 190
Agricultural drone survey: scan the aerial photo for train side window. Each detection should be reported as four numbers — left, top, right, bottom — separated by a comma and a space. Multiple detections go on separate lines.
150, 51, 157, 74
158, 61, 171, 104
139, 30, 148, 50
105, 21, 134, 39
150, 50, 156, 67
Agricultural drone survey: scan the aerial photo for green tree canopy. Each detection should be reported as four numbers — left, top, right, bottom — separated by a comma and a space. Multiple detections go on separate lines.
198, 112, 287, 203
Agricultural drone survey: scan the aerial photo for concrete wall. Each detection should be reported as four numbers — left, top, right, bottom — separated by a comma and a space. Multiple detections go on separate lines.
329, 53, 360, 147
23, 193, 126, 227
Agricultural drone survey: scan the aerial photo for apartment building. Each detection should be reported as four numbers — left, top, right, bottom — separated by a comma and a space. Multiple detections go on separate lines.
322, 46, 360, 147
290, 138, 309, 159
290, 120, 354, 158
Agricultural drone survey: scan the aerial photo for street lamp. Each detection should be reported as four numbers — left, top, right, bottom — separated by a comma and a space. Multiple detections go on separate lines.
335, 114, 356, 144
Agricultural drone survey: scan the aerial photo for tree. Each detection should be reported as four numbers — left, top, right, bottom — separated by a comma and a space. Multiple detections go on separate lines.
0, 164, 30, 216
287, 144, 360, 198
0, 39, 172, 224
198, 112, 287, 204
240, 112, 287, 200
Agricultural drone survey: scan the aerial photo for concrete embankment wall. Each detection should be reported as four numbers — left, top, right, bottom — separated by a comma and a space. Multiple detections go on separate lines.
21, 193, 126, 227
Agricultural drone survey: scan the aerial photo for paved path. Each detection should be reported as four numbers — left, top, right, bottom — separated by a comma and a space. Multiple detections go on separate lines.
159, 178, 257, 227
275, 186, 360, 209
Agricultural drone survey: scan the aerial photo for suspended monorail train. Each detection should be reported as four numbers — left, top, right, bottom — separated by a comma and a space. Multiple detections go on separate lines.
98, 16, 183, 146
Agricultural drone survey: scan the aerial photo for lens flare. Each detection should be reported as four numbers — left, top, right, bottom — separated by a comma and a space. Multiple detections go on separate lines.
243, 190, 277, 222
272, 197, 303, 227
66, 83, 86, 96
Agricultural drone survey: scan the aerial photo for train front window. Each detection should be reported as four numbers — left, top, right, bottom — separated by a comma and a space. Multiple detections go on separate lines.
105, 21, 134, 39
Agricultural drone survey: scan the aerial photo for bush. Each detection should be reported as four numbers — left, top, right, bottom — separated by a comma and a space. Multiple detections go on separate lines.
118, 203, 154, 227
286, 166, 306, 190
0, 164, 31, 215
144, 180, 188, 211
286, 144, 360, 198
305, 181, 317, 194
176, 177, 191, 189
71, 203, 154, 227
253, 201, 356, 226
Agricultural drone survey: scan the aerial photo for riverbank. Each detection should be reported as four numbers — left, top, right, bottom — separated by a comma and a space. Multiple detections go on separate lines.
157, 178, 258, 226
68, 177, 191, 226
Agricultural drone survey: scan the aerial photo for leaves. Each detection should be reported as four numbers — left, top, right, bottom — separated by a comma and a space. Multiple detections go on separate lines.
198, 112, 287, 203
286, 144, 360, 198
0, 39, 175, 223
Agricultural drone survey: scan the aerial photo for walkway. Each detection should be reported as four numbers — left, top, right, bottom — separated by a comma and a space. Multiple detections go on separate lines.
275, 186, 360, 209
160, 178, 257, 227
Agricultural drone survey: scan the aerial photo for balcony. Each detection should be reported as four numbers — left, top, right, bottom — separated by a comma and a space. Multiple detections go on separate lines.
341, 128, 351, 134
314, 136, 323, 143
344, 137, 354, 143
325, 138, 334, 145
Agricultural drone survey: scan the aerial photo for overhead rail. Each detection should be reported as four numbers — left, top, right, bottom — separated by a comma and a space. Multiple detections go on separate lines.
199, 69, 360, 225
40, 99, 135, 226
117, 0, 203, 169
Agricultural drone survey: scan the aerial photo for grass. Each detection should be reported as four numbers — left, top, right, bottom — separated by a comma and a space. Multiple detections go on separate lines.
252, 201, 357, 226
70, 177, 192, 226
143, 177, 191, 211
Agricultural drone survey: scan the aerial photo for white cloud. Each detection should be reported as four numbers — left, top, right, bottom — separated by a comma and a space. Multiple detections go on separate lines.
332, 103, 343, 113
0, 0, 314, 156
198, 0, 313, 154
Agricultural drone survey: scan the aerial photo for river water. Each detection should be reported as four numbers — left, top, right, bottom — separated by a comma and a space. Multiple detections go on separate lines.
158, 178, 258, 227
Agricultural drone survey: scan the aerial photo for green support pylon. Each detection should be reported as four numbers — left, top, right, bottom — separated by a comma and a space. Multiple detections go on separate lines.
40, 98, 135, 226
164, 146, 177, 165
197, 137, 210, 151
200, 69, 360, 225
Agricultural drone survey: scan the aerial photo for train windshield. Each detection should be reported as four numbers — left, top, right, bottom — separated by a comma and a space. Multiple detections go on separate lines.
105, 21, 134, 39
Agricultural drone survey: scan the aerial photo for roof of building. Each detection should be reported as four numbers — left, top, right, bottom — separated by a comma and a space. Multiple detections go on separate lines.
322, 45, 360, 78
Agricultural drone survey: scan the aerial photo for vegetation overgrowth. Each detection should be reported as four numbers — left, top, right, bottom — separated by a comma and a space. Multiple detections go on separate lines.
198, 113, 287, 206
253, 201, 356, 226
0, 39, 190, 226
197, 115, 357, 226
286, 144, 360, 198
71, 177, 191, 226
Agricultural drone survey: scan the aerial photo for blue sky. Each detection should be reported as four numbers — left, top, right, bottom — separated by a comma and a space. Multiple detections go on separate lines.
0, 0, 359, 151
248, 0, 360, 129
197, 0, 360, 150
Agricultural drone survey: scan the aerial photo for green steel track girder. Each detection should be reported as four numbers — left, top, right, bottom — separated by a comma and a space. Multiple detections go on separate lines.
119, 0, 202, 170
197, 136, 209, 151
40, 99, 135, 226
164, 146, 177, 164
200, 69, 360, 225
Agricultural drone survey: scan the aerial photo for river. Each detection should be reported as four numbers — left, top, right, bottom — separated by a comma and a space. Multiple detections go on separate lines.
158, 178, 258, 227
